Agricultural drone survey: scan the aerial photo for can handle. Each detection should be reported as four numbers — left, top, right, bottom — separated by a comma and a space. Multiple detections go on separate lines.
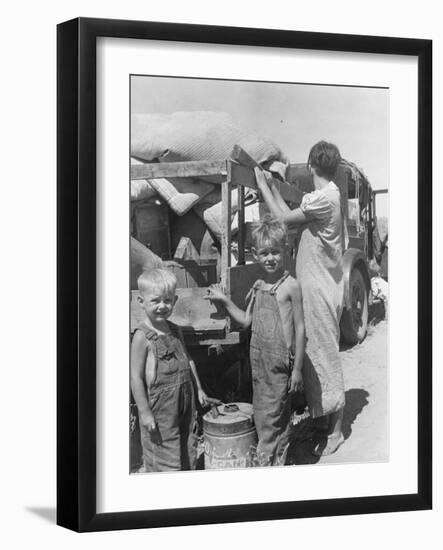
211, 405, 226, 418
224, 403, 240, 413
224, 403, 254, 423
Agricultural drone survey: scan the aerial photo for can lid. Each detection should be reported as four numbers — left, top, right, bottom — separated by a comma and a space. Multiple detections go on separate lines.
203, 402, 255, 436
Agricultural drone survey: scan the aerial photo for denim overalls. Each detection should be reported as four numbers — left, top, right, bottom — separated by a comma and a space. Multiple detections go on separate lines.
248, 272, 292, 466
138, 322, 198, 471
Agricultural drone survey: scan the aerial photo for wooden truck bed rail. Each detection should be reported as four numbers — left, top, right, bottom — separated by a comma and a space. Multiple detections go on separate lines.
130, 148, 302, 345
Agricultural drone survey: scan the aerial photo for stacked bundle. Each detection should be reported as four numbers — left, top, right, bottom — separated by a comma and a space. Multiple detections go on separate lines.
131, 111, 287, 240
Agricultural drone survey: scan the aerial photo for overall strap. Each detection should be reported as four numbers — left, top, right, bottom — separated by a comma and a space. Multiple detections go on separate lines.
268, 271, 294, 355
269, 271, 290, 295
137, 322, 159, 342
137, 323, 162, 361
245, 279, 263, 306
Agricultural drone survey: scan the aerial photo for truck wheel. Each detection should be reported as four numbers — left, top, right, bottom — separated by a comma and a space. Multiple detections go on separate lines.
340, 267, 369, 345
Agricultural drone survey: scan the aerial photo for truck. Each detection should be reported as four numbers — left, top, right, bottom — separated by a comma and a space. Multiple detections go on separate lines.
130, 147, 388, 347
129, 147, 388, 471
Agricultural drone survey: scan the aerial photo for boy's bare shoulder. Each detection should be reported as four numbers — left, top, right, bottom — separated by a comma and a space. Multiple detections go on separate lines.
131, 328, 150, 350
277, 275, 302, 303
281, 275, 301, 293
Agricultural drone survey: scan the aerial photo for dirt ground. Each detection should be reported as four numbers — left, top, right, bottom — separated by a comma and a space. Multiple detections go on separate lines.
286, 314, 388, 466
130, 308, 389, 472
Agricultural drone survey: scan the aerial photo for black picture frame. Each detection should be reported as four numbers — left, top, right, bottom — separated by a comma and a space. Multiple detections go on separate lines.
57, 17, 432, 532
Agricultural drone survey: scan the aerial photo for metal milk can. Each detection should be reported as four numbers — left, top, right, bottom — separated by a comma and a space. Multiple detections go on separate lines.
203, 403, 258, 469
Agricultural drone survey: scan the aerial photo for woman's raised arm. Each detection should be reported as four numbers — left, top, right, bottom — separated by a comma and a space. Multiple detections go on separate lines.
254, 167, 307, 227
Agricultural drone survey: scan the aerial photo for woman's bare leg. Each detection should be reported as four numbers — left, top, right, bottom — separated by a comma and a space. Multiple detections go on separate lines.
328, 408, 344, 438
312, 408, 344, 456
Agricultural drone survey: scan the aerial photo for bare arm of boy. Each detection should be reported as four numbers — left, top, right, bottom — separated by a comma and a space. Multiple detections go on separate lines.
190, 358, 222, 408
130, 330, 156, 432
204, 284, 253, 329
177, 328, 222, 408
288, 280, 305, 394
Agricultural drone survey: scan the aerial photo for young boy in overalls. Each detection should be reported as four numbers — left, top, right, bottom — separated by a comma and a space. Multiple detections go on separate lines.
131, 268, 219, 472
206, 215, 305, 466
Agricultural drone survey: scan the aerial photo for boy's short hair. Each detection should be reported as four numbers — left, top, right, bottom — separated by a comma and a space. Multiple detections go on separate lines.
137, 268, 177, 295
308, 140, 342, 181
252, 214, 288, 249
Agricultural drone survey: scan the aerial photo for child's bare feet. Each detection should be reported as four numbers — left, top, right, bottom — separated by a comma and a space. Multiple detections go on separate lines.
312, 432, 344, 456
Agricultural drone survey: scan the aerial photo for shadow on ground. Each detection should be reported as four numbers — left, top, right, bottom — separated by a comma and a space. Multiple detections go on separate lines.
342, 388, 369, 440
26, 507, 56, 524
368, 300, 386, 327
286, 388, 369, 465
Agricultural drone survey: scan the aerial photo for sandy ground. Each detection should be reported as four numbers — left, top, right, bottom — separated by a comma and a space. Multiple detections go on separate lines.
131, 314, 389, 471
287, 318, 388, 466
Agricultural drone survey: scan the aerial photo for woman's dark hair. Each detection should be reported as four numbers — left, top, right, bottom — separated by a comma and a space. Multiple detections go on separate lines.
308, 141, 342, 180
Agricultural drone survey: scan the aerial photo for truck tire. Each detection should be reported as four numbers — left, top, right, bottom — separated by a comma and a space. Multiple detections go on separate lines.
340, 266, 369, 345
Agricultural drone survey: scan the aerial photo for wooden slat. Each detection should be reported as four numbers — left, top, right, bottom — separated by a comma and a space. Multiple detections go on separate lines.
185, 330, 247, 347
230, 144, 260, 170
182, 261, 217, 288
132, 155, 303, 204
237, 184, 245, 265
173, 236, 200, 262
230, 146, 304, 204
220, 169, 232, 290
131, 160, 227, 180
272, 178, 304, 205
231, 162, 303, 205
231, 162, 257, 189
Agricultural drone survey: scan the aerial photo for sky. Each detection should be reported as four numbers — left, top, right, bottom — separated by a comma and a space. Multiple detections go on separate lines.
131, 76, 389, 217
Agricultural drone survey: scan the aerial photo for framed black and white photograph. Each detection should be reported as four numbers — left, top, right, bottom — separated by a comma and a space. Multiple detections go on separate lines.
57, 17, 432, 532
129, 74, 389, 472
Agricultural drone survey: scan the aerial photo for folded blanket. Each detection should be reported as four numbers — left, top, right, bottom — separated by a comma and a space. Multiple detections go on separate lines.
193, 188, 239, 241
131, 111, 286, 169
131, 157, 214, 214
131, 111, 287, 229
193, 188, 261, 242
147, 176, 214, 216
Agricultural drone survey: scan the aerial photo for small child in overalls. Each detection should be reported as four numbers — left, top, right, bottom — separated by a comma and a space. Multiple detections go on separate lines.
131, 268, 219, 472
206, 215, 305, 466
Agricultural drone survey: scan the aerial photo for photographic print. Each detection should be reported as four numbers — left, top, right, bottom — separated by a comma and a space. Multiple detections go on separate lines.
57, 17, 431, 531
129, 75, 389, 474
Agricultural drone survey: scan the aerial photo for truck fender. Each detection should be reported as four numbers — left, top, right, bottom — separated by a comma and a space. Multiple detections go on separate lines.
341, 248, 370, 310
